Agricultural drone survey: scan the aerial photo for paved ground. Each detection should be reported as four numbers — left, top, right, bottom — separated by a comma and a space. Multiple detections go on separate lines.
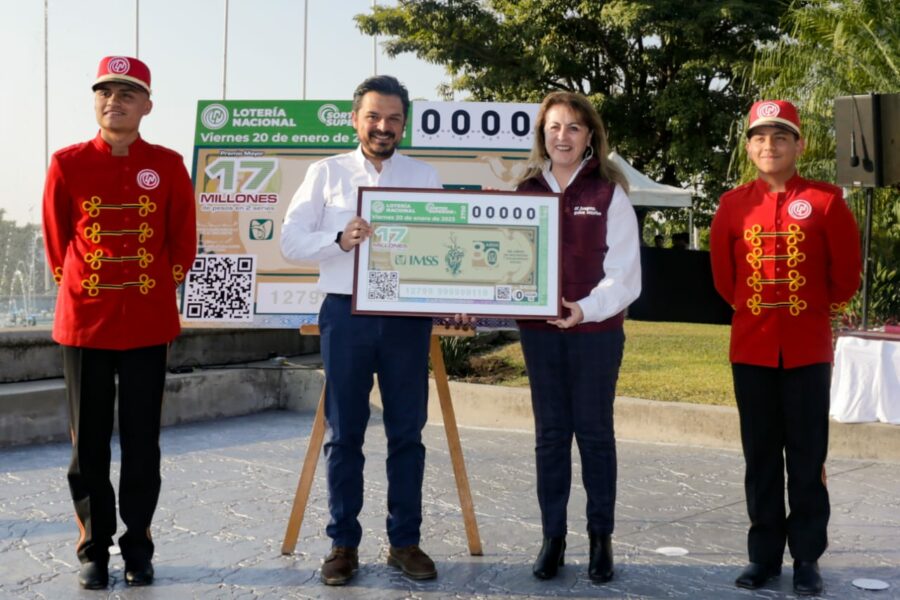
1, 409, 897, 599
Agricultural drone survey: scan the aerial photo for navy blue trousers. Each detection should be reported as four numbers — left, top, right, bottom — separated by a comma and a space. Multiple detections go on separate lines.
519, 327, 625, 538
62, 344, 167, 564
318, 294, 432, 548
732, 361, 831, 564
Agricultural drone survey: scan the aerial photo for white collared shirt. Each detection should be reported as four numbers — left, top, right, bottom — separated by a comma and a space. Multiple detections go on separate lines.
280, 146, 441, 294
541, 159, 588, 193
576, 182, 641, 323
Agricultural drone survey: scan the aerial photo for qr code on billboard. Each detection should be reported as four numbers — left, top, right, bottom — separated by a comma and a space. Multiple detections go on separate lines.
367, 270, 399, 301
495, 285, 512, 301
183, 254, 257, 322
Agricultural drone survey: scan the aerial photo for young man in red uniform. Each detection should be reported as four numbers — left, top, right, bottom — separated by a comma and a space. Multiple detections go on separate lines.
42, 56, 196, 590
710, 100, 860, 596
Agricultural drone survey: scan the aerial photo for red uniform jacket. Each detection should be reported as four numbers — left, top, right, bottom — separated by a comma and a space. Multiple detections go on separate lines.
42, 133, 197, 349
709, 174, 860, 368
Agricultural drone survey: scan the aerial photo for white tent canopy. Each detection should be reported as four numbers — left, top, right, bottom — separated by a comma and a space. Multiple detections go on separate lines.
608, 151, 693, 208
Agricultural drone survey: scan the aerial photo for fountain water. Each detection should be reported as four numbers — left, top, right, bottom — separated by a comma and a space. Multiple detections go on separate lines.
1, 225, 53, 327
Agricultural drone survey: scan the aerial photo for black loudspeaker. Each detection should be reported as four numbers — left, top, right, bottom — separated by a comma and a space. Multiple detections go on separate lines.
835, 93, 900, 187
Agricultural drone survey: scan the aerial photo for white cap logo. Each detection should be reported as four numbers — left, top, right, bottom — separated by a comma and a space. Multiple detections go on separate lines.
137, 169, 160, 190
108, 57, 131, 74
757, 102, 780, 118
788, 199, 812, 220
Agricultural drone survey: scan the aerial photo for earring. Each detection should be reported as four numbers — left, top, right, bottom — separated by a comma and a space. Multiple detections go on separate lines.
584, 145, 595, 160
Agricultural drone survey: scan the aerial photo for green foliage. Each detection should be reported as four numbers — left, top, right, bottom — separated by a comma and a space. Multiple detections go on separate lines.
436, 334, 478, 376
838, 189, 900, 327
865, 261, 900, 326
834, 260, 900, 329
433, 330, 520, 378
737, 0, 900, 182
740, 0, 900, 325
357, 0, 788, 226
641, 209, 698, 248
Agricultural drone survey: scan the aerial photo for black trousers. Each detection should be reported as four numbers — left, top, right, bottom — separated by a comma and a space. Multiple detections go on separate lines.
519, 327, 624, 538
732, 361, 831, 565
62, 344, 167, 564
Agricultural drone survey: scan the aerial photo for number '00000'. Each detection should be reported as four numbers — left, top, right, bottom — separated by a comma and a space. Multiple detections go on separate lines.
420, 109, 531, 137
471, 206, 536, 220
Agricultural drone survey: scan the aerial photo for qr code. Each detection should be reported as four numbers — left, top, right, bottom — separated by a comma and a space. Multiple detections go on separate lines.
183, 254, 257, 321
367, 270, 399, 301
495, 285, 512, 301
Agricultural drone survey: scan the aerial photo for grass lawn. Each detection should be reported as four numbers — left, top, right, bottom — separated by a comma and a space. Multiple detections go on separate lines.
452, 320, 736, 406
617, 320, 734, 406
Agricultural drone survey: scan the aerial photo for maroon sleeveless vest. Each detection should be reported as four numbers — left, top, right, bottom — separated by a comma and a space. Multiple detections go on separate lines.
517, 160, 625, 332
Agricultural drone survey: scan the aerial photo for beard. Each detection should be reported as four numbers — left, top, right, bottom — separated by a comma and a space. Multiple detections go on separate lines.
361, 129, 399, 159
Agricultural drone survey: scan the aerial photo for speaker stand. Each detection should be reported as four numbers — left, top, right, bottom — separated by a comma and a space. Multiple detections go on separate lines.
861, 187, 874, 329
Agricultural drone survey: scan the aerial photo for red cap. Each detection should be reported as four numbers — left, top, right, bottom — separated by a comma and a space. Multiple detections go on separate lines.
92, 56, 151, 95
746, 100, 801, 137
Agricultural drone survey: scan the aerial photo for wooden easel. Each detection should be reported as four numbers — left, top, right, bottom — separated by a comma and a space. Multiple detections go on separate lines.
281, 324, 483, 556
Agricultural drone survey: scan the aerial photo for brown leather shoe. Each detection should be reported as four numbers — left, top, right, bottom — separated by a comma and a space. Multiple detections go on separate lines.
320, 546, 358, 586
387, 545, 437, 580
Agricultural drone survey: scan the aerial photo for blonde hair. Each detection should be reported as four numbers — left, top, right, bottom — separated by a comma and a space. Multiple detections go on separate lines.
517, 91, 628, 193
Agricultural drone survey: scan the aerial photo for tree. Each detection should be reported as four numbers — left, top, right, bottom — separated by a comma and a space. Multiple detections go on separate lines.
357, 0, 788, 229
742, 0, 900, 324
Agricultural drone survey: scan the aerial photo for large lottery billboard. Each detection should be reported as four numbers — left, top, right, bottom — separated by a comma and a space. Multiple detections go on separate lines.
186, 99, 540, 328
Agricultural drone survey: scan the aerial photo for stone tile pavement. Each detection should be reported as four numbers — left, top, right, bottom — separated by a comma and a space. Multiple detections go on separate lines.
1, 410, 897, 599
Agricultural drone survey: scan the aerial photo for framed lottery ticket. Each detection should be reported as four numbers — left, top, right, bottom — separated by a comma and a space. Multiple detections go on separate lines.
352, 187, 561, 319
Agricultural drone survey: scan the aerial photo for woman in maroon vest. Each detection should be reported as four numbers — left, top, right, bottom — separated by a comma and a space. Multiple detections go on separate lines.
516, 92, 641, 583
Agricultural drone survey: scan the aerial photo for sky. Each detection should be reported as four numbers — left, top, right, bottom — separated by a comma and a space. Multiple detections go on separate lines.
0, 0, 450, 226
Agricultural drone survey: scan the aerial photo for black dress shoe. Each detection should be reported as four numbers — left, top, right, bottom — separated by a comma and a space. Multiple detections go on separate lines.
588, 533, 614, 583
532, 537, 565, 579
793, 560, 823, 596
735, 562, 782, 589
78, 561, 109, 589
124, 559, 154, 586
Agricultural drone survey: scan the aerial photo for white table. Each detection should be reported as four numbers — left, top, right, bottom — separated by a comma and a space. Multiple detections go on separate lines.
830, 332, 900, 424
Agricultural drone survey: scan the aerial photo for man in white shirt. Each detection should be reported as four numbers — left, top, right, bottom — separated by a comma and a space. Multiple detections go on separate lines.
281, 75, 441, 586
